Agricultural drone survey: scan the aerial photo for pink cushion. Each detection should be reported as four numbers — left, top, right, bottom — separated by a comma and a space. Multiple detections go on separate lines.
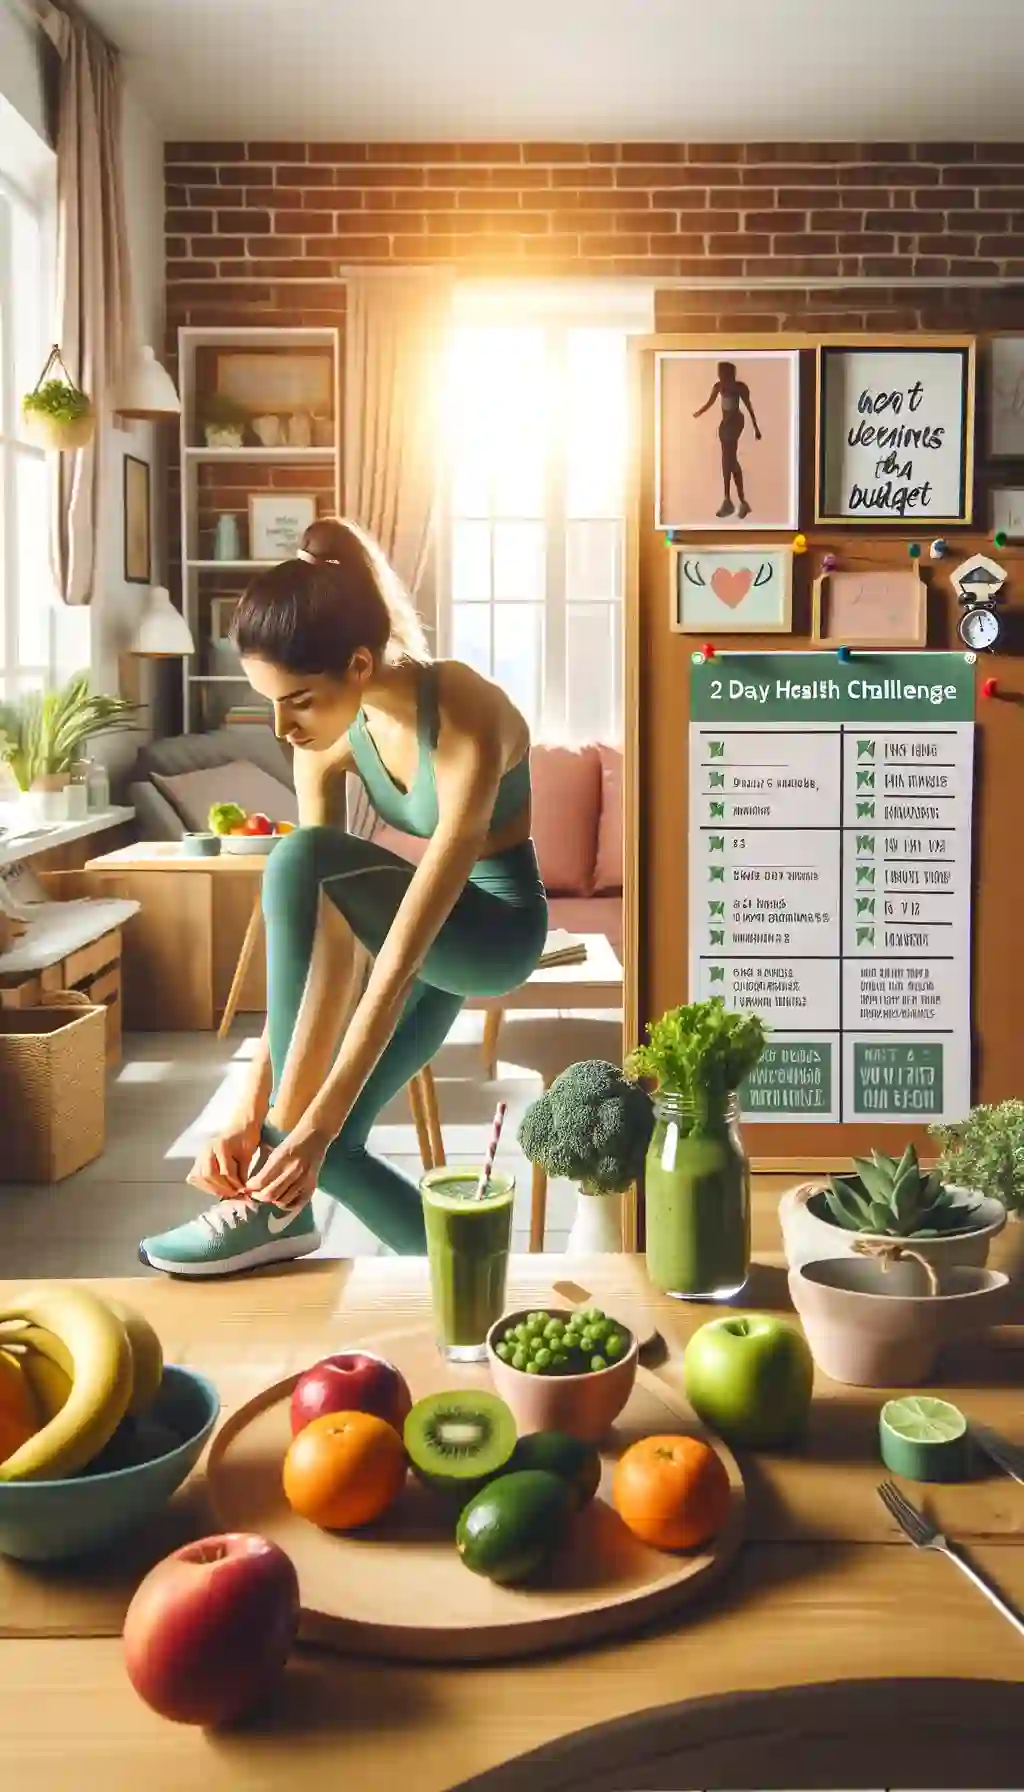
529, 744, 601, 896
372, 822, 428, 866
594, 744, 623, 894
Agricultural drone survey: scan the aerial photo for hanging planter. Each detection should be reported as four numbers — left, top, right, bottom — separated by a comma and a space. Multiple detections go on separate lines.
21, 345, 95, 453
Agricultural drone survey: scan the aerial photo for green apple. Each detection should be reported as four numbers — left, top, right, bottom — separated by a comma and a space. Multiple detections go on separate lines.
682, 1314, 814, 1450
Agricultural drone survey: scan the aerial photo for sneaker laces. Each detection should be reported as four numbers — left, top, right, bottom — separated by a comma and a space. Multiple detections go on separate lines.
199, 1195, 259, 1236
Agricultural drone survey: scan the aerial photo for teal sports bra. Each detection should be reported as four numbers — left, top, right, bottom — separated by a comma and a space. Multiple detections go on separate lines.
348, 662, 531, 841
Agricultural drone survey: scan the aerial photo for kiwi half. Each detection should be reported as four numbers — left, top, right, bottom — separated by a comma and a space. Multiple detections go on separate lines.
403, 1390, 517, 1501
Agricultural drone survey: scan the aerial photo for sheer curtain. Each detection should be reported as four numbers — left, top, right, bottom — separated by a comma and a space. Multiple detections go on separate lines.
343, 271, 454, 836
34, 0, 133, 606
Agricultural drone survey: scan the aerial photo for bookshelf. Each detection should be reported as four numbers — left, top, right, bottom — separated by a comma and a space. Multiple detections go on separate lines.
177, 326, 342, 733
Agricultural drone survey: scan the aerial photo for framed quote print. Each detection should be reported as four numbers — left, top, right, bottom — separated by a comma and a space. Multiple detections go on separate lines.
655, 349, 800, 532
815, 340, 974, 527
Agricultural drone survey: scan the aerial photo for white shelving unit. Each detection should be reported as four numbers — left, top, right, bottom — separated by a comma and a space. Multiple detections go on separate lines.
177, 326, 342, 733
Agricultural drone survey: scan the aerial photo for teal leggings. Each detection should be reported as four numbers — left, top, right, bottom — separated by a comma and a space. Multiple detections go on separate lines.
260, 827, 548, 1253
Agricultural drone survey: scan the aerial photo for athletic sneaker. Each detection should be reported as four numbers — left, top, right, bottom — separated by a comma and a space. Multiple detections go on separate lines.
139, 1196, 320, 1278
716, 499, 735, 517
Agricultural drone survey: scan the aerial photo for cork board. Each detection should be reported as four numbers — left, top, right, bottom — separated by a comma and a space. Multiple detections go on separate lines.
626, 331, 1024, 1170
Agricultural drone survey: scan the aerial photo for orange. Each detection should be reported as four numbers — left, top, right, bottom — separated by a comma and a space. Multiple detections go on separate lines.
612, 1434, 731, 1551
274, 822, 296, 835
0, 1350, 41, 1463
283, 1409, 406, 1530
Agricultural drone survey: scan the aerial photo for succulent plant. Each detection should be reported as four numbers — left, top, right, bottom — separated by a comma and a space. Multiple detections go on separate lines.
824, 1144, 983, 1239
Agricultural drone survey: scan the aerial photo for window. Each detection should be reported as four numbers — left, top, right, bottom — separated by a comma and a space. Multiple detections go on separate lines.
0, 164, 54, 700
442, 294, 649, 745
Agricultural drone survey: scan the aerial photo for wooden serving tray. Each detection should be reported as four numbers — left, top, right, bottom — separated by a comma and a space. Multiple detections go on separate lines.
205, 1322, 745, 1662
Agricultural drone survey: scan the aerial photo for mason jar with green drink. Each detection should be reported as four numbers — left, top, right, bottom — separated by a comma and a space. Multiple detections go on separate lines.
421, 1166, 515, 1362
629, 999, 766, 1302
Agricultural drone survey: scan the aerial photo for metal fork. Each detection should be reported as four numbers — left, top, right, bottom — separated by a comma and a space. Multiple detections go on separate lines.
877, 1480, 1024, 1639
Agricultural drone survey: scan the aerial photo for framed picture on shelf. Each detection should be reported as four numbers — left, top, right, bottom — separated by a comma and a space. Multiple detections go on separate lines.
669, 545, 793, 633
123, 454, 151, 583
815, 340, 974, 526
216, 351, 333, 415
248, 493, 318, 562
655, 349, 800, 531
992, 487, 1024, 539
988, 336, 1024, 456
812, 569, 927, 648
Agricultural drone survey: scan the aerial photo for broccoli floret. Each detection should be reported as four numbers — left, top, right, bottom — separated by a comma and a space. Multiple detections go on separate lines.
516, 1059, 654, 1194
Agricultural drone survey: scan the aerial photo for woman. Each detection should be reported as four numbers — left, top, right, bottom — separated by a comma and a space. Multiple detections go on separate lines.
140, 518, 548, 1276
693, 361, 762, 520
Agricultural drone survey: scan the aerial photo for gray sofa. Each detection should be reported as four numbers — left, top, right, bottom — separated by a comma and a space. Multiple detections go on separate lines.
128, 727, 296, 840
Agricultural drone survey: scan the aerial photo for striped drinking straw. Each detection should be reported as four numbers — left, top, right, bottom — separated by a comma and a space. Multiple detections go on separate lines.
475, 1100, 507, 1199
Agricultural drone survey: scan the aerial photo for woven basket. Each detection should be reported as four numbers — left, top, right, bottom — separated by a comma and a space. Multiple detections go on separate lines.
0, 992, 106, 1182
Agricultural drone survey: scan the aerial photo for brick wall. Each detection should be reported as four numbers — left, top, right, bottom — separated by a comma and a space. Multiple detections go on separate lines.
166, 140, 1024, 320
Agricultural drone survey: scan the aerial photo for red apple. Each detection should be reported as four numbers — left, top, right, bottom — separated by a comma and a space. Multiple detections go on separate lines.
241, 812, 273, 836
123, 1533, 299, 1727
290, 1351, 412, 1437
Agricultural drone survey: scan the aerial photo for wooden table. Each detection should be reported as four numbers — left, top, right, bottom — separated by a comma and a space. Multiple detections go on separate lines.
463, 934, 624, 1248
1, 1252, 1021, 1790
81, 842, 265, 1033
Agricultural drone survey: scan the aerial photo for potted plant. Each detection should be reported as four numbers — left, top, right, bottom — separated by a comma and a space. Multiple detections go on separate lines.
517, 1060, 654, 1255
930, 1101, 1024, 1275
626, 999, 766, 1301
21, 346, 94, 453
0, 674, 138, 822
200, 394, 248, 449
778, 1143, 1005, 1276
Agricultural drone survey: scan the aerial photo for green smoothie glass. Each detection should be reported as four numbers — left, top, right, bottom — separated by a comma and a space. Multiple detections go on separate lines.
421, 1167, 516, 1362
644, 1092, 750, 1301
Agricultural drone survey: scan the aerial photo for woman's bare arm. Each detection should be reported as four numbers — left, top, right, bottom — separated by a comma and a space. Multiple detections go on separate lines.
693, 381, 721, 418
739, 383, 761, 435
301, 670, 509, 1141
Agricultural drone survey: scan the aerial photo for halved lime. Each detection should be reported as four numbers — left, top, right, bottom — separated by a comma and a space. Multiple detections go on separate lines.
879, 1396, 969, 1483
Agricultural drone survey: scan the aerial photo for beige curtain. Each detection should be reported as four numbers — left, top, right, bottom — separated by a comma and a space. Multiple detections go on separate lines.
35, 0, 134, 605
343, 270, 454, 836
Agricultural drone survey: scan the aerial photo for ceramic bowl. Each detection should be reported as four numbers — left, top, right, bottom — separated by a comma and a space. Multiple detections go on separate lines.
788, 1256, 1010, 1388
779, 1182, 1006, 1274
219, 833, 280, 856
0, 1366, 220, 1562
485, 1307, 638, 1444
180, 831, 221, 857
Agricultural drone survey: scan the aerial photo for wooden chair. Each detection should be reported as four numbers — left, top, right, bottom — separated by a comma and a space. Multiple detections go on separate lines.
408, 1063, 547, 1251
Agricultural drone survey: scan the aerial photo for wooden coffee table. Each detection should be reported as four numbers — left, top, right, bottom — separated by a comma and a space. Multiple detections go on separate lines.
464, 933, 624, 1249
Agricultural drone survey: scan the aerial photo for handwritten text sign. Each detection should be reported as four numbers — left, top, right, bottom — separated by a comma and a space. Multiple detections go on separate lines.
818, 346, 972, 525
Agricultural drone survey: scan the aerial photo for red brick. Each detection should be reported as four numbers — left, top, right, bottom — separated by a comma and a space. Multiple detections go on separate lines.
586, 145, 619, 163
837, 233, 897, 253
746, 255, 843, 276
919, 233, 977, 253
333, 165, 425, 187
167, 209, 212, 233
913, 142, 975, 163
779, 186, 874, 208
915, 186, 974, 208
689, 143, 745, 163
172, 281, 273, 302
867, 210, 921, 231
275, 210, 333, 233
365, 143, 459, 162
542, 209, 613, 233
166, 185, 189, 207
521, 234, 581, 257
773, 233, 838, 253
215, 165, 276, 187
551, 166, 615, 188
620, 143, 685, 163
383, 188, 454, 211
307, 144, 369, 162
427, 166, 492, 187
711, 232, 765, 253
860, 257, 915, 276
333, 212, 419, 236
166, 235, 188, 257
976, 187, 1024, 208
618, 163, 729, 186
949, 209, 1007, 230
245, 236, 305, 256
579, 233, 649, 255
913, 257, 951, 274
843, 163, 939, 185
646, 211, 692, 234
293, 165, 337, 187
980, 235, 1024, 255
322, 189, 366, 210
457, 187, 523, 209
248, 142, 308, 162
218, 209, 269, 232
950, 257, 1002, 274
808, 210, 852, 231
204, 236, 247, 257
961, 164, 1022, 186
744, 209, 805, 231
168, 258, 216, 279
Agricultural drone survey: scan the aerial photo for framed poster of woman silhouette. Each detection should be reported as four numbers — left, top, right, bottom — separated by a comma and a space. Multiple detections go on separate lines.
655, 349, 800, 531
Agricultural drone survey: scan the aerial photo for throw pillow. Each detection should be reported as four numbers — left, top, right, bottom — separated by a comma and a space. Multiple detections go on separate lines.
152, 760, 298, 833
529, 744, 602, 896
593, 744, 623, 894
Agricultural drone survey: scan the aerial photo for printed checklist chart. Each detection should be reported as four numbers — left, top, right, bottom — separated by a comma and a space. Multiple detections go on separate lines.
688, 652, 975, 1123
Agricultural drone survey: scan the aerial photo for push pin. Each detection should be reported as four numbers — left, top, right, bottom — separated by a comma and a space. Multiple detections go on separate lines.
792, 533, 808, 555
908, 542, 922, 560
822, 552, 838, 572
930, 538, 948, 560
994, 530, 1009, 550
982, 676, 999, 698
700, 642, 716, 662
836, 646, 851, 663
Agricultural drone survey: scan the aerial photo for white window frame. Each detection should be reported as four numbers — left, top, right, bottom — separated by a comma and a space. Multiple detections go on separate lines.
439, 282, 653, 745
0, 161, 56, 699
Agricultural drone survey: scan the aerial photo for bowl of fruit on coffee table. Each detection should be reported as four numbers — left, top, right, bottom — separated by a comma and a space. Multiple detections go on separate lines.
486, 1307, 638, 1444
208, 803, 296, 855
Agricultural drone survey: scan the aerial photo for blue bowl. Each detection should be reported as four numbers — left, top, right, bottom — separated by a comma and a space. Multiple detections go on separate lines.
0, 1365, 220, 1562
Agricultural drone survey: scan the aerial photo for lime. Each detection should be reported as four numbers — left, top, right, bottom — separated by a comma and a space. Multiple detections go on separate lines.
879, 1396, 969, 1483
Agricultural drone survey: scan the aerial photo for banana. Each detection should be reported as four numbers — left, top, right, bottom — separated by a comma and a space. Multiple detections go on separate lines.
106, 1299, 164, 1416
0, 1287, 133, 1482
0, 1326, 74, 1421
